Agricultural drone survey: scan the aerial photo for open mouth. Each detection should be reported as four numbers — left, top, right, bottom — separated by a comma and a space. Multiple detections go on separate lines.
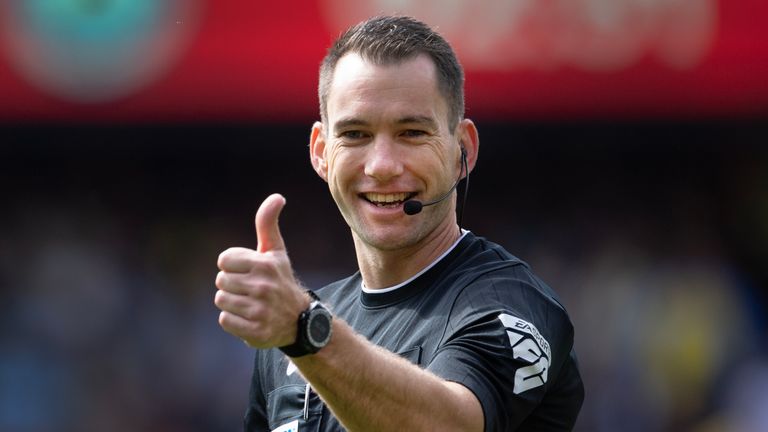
361, 192, 416, 208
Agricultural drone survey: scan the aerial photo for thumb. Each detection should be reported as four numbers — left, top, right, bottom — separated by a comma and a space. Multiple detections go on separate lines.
255, 193, 287, 253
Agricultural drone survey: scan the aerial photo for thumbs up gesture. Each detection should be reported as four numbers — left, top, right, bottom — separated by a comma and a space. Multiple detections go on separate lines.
215, 194, 310, 348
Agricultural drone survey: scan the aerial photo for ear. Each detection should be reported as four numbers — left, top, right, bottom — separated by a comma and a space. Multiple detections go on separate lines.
309, 121, 329, 181
457, 118, 479, 175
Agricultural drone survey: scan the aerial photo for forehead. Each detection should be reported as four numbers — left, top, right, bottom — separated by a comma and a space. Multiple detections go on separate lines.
326, 53, 449, 124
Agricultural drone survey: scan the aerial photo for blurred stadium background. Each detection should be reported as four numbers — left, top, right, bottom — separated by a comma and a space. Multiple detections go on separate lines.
1, 1, 766, 431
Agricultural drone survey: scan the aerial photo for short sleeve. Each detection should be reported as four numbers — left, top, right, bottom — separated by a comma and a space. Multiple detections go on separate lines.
426, 277, 576, 431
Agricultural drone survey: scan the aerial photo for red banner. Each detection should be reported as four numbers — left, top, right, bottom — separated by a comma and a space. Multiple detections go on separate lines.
0, 0, 766, 123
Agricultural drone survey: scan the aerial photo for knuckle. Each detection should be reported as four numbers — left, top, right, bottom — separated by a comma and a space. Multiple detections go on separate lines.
218, 311, 230, 328
247, 281, 269, 298
217, 249, 232, 269
244, 304, 265, 321
219, 247, 256, 271
215, 271, 226, 289
213, 290, 226, 308
255, 257, 280, 276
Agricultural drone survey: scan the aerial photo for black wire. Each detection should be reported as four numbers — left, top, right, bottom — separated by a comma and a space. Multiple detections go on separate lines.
458, 148, 469, 227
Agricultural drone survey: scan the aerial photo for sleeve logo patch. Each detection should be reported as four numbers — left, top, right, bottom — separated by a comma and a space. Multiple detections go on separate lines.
498, 314, 551, 394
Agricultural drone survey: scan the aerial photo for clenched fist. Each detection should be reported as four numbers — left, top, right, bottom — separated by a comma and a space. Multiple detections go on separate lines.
214, 193, 310, 348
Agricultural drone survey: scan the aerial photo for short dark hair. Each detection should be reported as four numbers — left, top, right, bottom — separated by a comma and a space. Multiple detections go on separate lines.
318, 15, 465, 131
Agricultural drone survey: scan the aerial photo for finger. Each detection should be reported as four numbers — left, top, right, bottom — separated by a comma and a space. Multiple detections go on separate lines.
217, 247, 256, 273
218, 310, 255, 339
215, 271, 254, 295
215, 271, 266, 296
255, 193, 287, 253
214, 289, 263, 320
218, 311, 270, 349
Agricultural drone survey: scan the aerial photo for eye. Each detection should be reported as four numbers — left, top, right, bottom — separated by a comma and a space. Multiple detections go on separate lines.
338, 130, 369, 141
401, 129, 428, 138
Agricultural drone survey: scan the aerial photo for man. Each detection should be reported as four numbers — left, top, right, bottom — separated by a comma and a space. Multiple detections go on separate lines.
215, 15, 584, 431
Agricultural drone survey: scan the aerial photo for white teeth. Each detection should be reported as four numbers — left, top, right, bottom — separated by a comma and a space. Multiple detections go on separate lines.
364, 192, 409, 205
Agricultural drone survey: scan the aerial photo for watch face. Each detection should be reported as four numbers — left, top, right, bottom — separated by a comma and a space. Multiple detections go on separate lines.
308, 309, 332, 347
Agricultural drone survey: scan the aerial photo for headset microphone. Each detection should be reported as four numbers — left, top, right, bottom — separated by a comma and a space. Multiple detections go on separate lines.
403, 147, 468, 220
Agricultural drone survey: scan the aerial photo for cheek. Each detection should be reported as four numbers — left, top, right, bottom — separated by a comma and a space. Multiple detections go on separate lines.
418, 145, 456, 183
326, 151, 356, 196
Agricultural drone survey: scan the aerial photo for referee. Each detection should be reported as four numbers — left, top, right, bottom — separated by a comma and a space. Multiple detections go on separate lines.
215, 15, 584, 431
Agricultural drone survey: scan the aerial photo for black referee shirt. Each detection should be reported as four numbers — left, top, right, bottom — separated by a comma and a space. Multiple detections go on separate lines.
245, 232, 584, 431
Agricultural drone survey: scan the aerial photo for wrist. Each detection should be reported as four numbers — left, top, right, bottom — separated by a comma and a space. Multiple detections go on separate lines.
280, 290, 333, 357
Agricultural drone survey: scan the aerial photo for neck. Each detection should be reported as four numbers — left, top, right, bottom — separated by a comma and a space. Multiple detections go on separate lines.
354, 220, 462, 289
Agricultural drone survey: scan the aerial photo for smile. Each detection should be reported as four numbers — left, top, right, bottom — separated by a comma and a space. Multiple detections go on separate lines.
361, 192, 416, 207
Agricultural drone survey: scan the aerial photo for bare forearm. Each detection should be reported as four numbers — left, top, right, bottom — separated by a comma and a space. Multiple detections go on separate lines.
292, 319, 484, 432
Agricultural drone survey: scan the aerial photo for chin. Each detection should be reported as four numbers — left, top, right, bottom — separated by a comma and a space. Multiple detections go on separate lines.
354, 224, 422, 252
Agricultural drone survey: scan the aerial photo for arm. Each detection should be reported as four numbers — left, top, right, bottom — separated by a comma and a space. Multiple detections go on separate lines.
214, 194, 484, 431
292, 317, 484, 432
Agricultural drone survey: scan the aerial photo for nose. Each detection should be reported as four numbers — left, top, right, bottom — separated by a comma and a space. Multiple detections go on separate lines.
364, 139, 404, 182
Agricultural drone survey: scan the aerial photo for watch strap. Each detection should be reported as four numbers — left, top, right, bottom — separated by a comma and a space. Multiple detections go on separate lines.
279, 290, 326, 357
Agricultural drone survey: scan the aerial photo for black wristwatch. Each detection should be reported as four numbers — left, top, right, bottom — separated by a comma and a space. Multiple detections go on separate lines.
279, 291, 333, 357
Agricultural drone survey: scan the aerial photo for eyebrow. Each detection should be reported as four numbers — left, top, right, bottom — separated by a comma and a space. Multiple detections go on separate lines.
332, 115, 438, 133
333, 118, 369, 133
396, 115, 438, 130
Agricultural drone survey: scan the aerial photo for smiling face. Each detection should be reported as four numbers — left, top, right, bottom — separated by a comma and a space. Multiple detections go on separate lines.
311, 53, 466, 254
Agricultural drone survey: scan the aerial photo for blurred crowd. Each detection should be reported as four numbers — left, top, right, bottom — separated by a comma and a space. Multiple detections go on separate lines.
2, 1, 766, 431
1, 123, 766, 431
